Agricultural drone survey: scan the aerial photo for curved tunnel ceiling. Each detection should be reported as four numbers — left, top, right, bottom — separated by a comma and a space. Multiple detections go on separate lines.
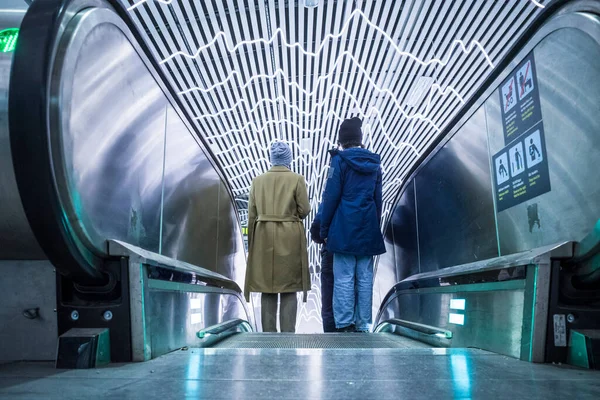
119, 0, 549, 224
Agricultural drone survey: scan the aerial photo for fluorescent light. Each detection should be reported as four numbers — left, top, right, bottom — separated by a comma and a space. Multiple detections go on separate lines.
301, 138, 311, 153
450, 299, 466, 310
190, 298, 202, 310
160, 10, 494, 68
191, 313, 203, 325
449, 313, 465, 325
407, 76, 434, 107
0, 10, 27, 13
304, 0, 319, 8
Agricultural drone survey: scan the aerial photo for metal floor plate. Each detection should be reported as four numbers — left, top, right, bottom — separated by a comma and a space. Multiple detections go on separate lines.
212, 333, 432, 349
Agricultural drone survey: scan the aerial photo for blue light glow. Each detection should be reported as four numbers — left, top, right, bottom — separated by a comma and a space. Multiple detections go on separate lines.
449, 313, 465, 325
450, 299, 466, 310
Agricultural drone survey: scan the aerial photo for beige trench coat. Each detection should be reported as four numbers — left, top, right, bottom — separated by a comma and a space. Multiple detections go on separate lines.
244, 166, 311, 302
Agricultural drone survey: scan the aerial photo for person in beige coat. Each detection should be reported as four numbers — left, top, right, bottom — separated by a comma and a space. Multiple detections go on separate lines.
244, 142, 311, 333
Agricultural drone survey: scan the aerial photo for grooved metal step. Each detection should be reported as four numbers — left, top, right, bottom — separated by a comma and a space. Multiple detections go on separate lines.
211, 333, 432, 349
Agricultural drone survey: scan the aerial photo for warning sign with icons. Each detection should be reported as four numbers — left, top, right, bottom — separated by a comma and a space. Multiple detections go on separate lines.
517, 60, 535, 101
502, 77, 517, 113
499, 53, 543, 146
495, 151, 510, 186
509, 141, 526, 177
492, 123, 551, 212
525, 129, 543, 168
493, 53, 551, 212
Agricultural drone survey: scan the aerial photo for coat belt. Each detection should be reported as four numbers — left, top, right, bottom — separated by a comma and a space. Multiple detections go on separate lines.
256, 214, 300, 222
255, 213, 308, 302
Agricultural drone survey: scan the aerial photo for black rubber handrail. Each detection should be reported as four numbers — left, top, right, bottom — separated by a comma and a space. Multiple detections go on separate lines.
571, 219, 600, 282
563, 219, 600, 288
196, 318, 253, 348
374, 318, 452, 339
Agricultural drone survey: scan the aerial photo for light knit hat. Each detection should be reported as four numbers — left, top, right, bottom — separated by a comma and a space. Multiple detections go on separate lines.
270, 141, 292, 168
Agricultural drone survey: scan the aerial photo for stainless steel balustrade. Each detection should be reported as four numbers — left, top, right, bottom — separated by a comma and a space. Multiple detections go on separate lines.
108, 240, 254, 361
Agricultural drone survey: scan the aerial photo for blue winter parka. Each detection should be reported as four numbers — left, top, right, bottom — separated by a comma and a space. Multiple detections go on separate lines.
319, 148, 386, 256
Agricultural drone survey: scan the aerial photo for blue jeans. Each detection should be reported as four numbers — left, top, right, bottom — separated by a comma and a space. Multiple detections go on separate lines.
333, 253, 374, 331
320, 249, 335, 332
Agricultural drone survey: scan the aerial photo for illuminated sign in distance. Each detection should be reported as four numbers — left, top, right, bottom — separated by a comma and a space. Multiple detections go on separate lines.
450, 299, 466, 310
449, 313, 465, 326
0, 28, 18, 53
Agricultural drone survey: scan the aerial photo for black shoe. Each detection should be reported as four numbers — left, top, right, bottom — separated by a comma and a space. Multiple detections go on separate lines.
336, 324, 356, 332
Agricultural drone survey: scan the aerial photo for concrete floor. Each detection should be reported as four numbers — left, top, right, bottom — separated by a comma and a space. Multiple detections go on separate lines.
1, 347, 599, 399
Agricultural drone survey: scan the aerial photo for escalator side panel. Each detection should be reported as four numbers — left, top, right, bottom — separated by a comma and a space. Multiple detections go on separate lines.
9, 0, 246, 287
9, 0, 105, 282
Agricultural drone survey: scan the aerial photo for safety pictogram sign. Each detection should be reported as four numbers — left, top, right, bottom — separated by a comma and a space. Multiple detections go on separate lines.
499, 53, 542, 146
517, 60, 534, 101
495, 151, 510, 186
492, 123, 551, 212
509, 141, 525, 177
502, 77, 517, 113
493, 52, 550, 212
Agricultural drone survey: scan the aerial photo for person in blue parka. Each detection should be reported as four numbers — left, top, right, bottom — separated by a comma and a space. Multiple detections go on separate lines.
319, 117, 386, 332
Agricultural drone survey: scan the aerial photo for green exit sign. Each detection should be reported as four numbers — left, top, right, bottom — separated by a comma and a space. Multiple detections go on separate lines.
0, 28, 19, 53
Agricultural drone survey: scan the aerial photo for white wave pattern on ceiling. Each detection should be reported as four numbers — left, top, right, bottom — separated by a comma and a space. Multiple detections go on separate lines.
122, 0, 547, 332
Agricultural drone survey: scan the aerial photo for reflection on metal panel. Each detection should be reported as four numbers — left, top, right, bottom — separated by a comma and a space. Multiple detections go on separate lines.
378, 287, 526, 358
42, 3, 245, 283
0, 9, 45, 259
372, 239, 397, 324
56, 9, 166, 254
392, 180, 419, 280
146, 288, 247, 359
487, 27, 600, 255
218, 182, 248, 292
117, 240, 252, 361
160, 104, 220, 269
415, 107, 498, 272
377, 11, 600, 299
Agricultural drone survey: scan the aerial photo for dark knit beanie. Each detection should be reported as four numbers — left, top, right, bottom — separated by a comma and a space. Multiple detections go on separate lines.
338, 117, 363, 146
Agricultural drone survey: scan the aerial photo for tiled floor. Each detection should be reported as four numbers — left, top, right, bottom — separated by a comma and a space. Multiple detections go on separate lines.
1, 337, 599, 399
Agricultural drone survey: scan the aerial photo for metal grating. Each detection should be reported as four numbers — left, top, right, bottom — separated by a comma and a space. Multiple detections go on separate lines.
212, 333, 432, 349
117, 0, 550, 331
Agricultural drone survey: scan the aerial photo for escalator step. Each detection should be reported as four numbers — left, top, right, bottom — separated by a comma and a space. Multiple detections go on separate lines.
212, 333, 431, 349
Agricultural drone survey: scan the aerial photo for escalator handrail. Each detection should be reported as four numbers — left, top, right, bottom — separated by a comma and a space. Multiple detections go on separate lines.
374, 318, 452, 339
108, 240, 244, 294
197, 318, 253, 339
196, 318, 253, 348
376, 241, 572, 322
573, 219, 600, 261
568, 219, 600, 284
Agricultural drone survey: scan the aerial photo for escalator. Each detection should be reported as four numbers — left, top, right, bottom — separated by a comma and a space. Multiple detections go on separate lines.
3, 0, 251, 363
1, 0, 599, 373
210, 333, 430, 349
